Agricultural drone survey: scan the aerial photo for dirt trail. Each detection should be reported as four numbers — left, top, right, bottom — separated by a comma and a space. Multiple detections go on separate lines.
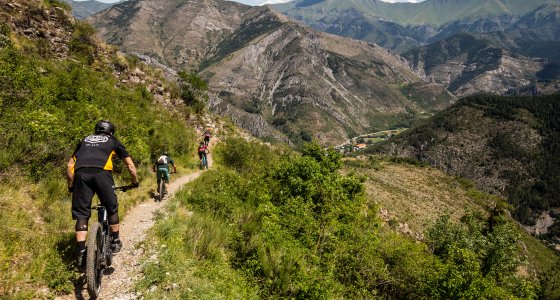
57, 146, 214, 300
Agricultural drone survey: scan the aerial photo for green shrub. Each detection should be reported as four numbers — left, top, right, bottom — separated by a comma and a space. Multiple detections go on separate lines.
178, 71, 208, 114
0, 20, 196, 295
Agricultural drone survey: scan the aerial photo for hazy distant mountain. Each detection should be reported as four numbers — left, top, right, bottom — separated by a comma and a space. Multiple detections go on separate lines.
403, 32, 560, 96
274, 0, 557, 26
273, 0, 560, 52
89, 0, 454, 145
62, 0, 123, 19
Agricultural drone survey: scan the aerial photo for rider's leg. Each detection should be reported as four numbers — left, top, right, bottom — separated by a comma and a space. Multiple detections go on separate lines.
95, 171, 122, 251
72, 170, 95, 266
156, 168, 163, 192
108, 212, 120, 239
204, 153, 208, 168
163, 168, 170, 193
75, 219, 89, 249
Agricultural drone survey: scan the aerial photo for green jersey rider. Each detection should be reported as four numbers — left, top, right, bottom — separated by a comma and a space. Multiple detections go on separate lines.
153, 151, 177, 195
67, 120, 139, 268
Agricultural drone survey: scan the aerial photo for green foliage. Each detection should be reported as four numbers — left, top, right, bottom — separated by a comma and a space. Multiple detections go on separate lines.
178, 71, 208, 114
214, 137, 283, 174
0, 22, 11, 48
0, 21, 195, 296
44, 0, 72, 11
143, 138, 541, 299
379, 94, 560, 230
68, 21, 96, 64
425, 212, 538, 299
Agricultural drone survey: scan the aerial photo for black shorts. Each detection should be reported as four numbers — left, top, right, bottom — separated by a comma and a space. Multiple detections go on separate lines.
72, 168, 118, 220
204, 136, 210, 142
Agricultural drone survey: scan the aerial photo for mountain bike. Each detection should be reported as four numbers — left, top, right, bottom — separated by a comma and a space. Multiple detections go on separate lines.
155, 170, 175, 201
200, 154, 208, 170
86, 185, 137, 298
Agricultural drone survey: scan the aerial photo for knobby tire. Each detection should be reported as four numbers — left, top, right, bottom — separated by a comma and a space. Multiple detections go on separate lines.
158, 179, 165, 201
86, 222, 103, 298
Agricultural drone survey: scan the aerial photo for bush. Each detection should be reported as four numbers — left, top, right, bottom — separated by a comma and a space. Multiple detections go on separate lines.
178, 71, 208, 114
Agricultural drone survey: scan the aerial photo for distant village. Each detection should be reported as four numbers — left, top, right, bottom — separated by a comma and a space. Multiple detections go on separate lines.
334, 128, 407, 154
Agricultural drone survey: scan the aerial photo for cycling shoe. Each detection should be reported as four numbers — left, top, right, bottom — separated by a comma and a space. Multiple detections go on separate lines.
111, 239, 122, 253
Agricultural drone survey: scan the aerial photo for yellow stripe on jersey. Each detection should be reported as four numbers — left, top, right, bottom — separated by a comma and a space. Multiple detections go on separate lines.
70, 156, 77, 174
103, 150, 116, 171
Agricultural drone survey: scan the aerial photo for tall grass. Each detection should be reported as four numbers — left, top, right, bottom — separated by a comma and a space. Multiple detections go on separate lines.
0, 9, 197, 296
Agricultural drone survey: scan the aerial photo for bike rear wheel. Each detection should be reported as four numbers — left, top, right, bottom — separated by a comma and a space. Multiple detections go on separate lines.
86, 222, 103, 298
158, 180, 165, 201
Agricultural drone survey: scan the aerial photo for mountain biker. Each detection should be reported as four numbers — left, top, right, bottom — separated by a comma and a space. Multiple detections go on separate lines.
203, 129, 212, 146
67, 120, 139, 268
152, 151, 177, 195
198, 141, 209, 168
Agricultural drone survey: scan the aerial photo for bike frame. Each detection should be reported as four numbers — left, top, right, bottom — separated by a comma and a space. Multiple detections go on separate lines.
86, 185, 136, 297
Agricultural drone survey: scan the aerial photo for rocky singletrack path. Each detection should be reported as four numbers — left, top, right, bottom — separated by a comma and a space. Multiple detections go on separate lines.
57, 144, 215, 300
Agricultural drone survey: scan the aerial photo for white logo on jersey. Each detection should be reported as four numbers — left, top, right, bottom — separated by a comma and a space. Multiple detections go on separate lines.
85, 135, 109, 144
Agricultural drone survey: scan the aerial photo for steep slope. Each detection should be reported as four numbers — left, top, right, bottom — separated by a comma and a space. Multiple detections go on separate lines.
89, 0, 455, 145
403, 32, 556, 96
90, 0, 251, 70
376, 94, 560, 237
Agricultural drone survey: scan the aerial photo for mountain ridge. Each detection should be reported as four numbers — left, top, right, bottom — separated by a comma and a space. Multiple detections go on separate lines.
89, 0, 455, 145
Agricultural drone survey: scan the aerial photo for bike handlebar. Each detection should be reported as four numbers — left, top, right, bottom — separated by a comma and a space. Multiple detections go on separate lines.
114, 185, 139, 192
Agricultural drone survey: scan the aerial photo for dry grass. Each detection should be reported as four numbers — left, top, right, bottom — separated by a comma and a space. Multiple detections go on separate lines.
347, 160, 496, 234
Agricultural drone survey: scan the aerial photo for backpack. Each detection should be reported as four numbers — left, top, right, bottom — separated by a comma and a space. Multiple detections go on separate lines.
157, 155, 168, 165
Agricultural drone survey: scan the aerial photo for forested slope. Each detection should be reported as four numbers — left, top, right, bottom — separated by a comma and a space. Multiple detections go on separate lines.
376, 94, 560, 239
0, 0, 196, 297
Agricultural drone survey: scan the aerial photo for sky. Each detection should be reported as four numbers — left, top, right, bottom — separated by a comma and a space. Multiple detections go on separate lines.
77, 0, 426, 4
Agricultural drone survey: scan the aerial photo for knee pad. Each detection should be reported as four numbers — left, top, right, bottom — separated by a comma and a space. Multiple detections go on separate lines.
109, 212, 119, 225
75, 219, 89, 231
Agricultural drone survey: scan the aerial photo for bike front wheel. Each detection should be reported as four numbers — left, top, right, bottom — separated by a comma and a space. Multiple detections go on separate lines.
86, 222, 103, 298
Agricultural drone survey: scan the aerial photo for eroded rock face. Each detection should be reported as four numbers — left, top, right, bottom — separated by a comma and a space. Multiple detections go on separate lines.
403, 32, 556, 97
89, 0, 454, 145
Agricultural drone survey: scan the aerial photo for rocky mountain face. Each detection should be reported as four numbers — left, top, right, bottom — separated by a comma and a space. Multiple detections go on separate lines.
89, 0, 454, 145
62, 0, 119, 19
274, 0, 558, 27
403, 32, 557, 96
273, 1, 560, 96
376, 94, 560, 239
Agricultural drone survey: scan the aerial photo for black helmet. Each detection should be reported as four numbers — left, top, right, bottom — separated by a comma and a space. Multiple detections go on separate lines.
95, 120, 115, 135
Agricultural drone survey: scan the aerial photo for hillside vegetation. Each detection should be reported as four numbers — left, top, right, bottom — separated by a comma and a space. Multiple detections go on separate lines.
375, 94, 560, 241
0, 0, 196, 297
135, 138, 560, 299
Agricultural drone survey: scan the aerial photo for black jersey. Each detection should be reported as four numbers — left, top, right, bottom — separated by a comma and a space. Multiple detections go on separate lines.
72, 134, 129, 172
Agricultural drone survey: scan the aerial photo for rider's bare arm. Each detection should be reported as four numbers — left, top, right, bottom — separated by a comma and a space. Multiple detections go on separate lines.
123, 157, 138, 184
67, 157, 75, 188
